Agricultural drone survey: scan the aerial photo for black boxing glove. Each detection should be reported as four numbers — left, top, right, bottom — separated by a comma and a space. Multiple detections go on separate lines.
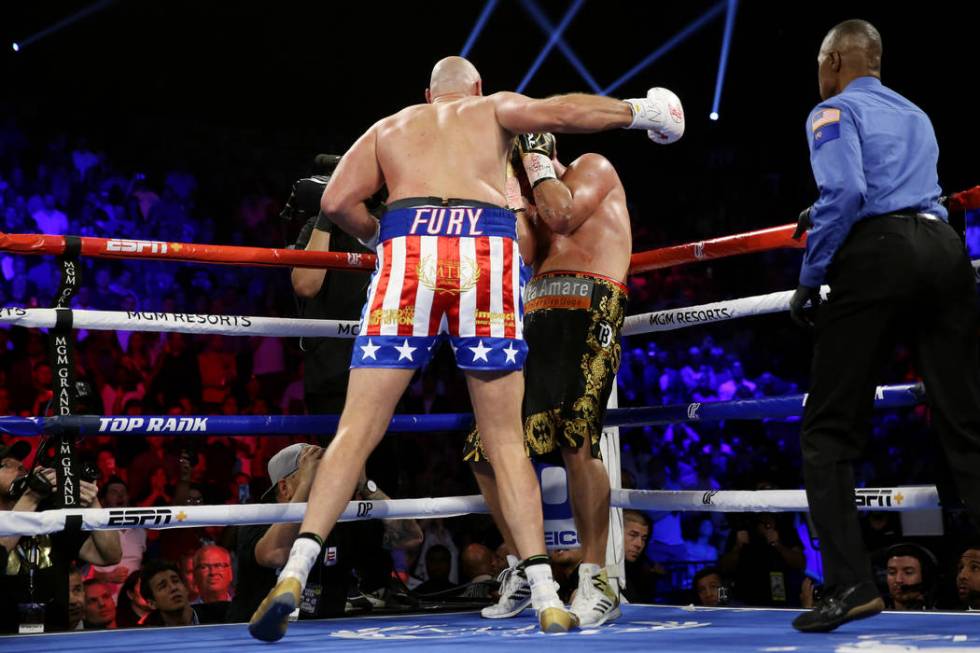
516, 133, 557, 188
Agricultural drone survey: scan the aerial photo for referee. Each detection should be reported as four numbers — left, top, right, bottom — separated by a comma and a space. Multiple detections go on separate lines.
790, 19, 980, 632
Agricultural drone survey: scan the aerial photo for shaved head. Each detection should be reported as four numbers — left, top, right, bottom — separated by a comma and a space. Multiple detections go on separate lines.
428, 56, 481, 99
821, 19, 882, 73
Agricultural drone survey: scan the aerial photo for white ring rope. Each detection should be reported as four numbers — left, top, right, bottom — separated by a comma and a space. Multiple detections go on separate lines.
0, 486, 940, 537
624, 259, 980, 336
623, 286, 829, 336
4, 263, 976, 339
0, 307, 359, 339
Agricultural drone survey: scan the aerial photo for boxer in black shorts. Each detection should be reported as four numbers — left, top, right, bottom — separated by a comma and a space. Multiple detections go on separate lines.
466, 133, 635, 627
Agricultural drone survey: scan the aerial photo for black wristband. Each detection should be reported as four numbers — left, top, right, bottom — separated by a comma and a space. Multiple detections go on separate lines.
314, 211, 334, 233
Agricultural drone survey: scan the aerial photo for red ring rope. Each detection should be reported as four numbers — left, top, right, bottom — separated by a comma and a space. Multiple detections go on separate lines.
0, 223, 804, 274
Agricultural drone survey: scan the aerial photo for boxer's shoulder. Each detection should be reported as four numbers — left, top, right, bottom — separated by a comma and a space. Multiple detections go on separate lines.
566, 153, 622, 191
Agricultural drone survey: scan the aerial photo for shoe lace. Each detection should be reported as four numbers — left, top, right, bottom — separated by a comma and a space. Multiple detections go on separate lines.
497, 567, 522, 596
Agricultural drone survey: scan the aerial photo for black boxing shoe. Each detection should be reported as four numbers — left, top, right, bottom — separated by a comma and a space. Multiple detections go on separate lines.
792, 581, 884, 633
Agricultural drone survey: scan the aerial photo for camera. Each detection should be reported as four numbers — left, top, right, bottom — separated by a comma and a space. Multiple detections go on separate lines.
279, 154, 341, 223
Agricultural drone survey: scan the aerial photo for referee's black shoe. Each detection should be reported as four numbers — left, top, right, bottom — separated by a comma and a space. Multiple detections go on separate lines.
792, 581, 884, 633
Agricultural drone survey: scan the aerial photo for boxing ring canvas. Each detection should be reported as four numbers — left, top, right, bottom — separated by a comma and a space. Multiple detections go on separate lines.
3, 605, 978, 653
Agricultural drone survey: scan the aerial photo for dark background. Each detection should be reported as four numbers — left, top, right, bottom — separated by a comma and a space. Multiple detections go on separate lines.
0, 0, 971, 242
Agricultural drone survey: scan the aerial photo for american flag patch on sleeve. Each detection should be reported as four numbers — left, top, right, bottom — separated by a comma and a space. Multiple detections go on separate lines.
811, 108, 842, 149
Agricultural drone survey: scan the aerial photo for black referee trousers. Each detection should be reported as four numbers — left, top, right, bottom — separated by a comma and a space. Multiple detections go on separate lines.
801, 214, 980, 587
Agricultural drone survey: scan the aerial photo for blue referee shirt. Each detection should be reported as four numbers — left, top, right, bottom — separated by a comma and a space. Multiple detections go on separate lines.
800, 76, 946, 287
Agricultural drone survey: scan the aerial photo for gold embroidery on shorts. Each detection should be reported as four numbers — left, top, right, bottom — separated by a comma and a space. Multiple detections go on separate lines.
418, 255, 480, 295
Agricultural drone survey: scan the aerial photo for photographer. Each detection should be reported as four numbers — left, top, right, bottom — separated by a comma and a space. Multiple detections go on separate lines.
718, 511, 805, 607
284, 154, 378, 414
0, 441, 121, 632
227, 442, 422, 622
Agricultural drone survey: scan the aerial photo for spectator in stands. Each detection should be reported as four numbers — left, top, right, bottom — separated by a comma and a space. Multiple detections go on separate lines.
692, 567, 725, 606
956, 542, 980, 610
68, 568, 85, 631
622, 510, 659, 603
179, 551, 201, 604
717, 361, 757, 401
884, 543, 936, 611
415, 545, 456, 595
719, 511, 805, 607
138, 466, 172, 507
95, 449, 121, 486
83, 579, 116, 629
138, 560, 226, 627
193, 544, 234, 604
114, 570, 151, 628
458, 543, 505, 599
88, 477, 146, 601
685, 517, 720, 562
227, 442, 420, 622
127, 436, 178, 502
1, 444, 122, 632
549, 547, 583, 604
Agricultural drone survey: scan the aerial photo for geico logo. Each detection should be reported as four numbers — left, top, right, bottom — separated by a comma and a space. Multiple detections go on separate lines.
544, 530, 579, 547
106, 239, 168, 254
107, 509, 173, 527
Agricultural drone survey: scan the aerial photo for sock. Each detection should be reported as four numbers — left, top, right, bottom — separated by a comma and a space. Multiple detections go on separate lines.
506, 554, 519, 569
521, 555, 559, 606
578, 563, 601, 584
278, 533, 323, 586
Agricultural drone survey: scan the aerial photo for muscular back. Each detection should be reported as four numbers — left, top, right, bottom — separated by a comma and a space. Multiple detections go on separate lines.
534, 154, 633, 283
376, 98, 514, 205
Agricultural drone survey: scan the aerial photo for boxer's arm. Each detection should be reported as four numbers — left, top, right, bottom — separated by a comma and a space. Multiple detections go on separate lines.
516, 208, 537, 266
321, 126, 385, 242
492, 92, 633, 135
547, 153, 616, 234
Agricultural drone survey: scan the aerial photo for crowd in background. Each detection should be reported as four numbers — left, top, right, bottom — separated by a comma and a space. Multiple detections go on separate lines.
2, 118, 979, 634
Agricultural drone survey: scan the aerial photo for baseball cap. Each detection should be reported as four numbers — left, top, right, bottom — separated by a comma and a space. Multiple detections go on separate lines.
0, 440, 31, 461
261, 443, 308, 500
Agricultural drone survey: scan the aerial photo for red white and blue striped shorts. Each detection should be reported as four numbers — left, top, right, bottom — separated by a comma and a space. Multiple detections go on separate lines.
352, 198, 528, 371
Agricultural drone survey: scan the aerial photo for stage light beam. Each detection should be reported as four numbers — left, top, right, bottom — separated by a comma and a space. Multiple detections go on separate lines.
710, 0, 739, 121
517, 0, 587, 93
460, 0, 499, 57
519, 0, 602, 94
602, 0, 727, 96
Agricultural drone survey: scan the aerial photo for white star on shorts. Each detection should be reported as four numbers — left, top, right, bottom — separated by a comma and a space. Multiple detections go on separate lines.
469, 340, 492, 363
395, 339, 417, 361
503, 343, 519, 364
360, 339, 380, 360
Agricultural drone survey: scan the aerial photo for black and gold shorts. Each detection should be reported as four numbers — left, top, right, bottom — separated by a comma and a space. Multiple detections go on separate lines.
463, 270, 628, 462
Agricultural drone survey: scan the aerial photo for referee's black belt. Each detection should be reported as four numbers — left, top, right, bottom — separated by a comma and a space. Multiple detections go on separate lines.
876, 209, 940, 221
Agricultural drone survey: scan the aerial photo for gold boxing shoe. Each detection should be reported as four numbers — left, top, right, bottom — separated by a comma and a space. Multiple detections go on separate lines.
248, 577, 302, 642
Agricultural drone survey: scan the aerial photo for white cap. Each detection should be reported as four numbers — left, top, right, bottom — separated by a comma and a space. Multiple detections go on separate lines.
262, 443, 308, 500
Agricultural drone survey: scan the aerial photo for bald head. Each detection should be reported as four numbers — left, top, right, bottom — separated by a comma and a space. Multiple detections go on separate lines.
821, 19, 882, 74
428, 56, 481, 100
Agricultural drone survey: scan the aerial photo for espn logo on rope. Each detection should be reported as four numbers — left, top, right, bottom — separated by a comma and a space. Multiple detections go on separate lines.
854, 488, 905, 509
106, 239, 169, 254
107, 508, 177, 527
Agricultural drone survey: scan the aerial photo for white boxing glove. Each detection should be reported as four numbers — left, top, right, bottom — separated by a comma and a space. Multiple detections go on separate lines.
358, 219, 381, 251
623, 87, 685, 144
